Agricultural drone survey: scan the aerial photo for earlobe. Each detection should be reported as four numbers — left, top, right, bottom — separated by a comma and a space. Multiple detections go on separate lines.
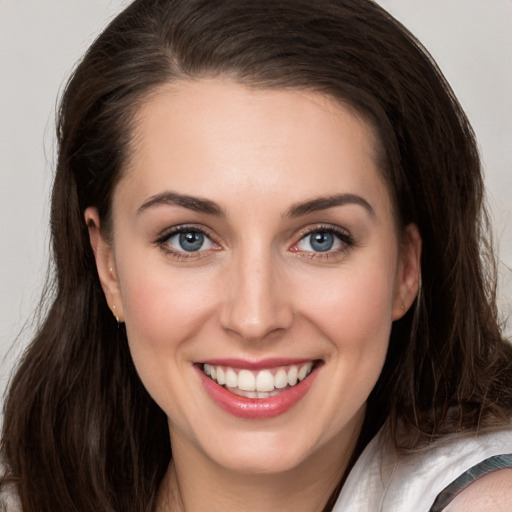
392, 223, 422, 320
84, 207, 124, 322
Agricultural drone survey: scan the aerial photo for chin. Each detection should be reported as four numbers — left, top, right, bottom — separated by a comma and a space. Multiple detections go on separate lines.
214, 450, 307, 475
203, 429, 319, 475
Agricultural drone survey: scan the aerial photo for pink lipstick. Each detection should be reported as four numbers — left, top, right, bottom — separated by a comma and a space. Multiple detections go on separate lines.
197, 359, 320, 419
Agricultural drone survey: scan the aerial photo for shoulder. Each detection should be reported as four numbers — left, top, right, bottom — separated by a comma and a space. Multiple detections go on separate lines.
443, 468, 512, 512
334, 424, 512, 512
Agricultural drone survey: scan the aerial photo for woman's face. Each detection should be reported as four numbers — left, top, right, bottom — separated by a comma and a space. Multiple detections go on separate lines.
87, 79, 420, 475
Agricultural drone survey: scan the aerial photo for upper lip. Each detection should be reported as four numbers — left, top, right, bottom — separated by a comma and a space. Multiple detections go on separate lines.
197, 357, 320, 370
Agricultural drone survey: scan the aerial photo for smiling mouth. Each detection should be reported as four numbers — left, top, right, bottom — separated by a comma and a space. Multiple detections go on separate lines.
202, 361, 318, 398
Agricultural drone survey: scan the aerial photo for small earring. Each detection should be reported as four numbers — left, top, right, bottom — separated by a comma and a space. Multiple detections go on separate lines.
112, 305, 120, 323
400, 301, 406, 312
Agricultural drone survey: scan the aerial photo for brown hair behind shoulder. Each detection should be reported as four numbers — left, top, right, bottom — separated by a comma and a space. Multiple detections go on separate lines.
2, 1, 512, 511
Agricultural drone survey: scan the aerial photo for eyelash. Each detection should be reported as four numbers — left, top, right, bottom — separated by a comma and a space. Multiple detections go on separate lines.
154, 224, 355, 261
291, 224, 356, 260
154, 225, 220, 261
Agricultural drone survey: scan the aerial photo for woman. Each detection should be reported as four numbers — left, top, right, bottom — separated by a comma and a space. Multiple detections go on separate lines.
1, 0, 511, 510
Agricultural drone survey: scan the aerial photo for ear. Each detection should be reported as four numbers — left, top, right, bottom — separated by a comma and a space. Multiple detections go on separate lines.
84, 207, 124, 322
392, 223, 422, 320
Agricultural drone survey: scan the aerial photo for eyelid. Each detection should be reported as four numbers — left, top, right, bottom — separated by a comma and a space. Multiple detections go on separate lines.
153, 222, 355, 261
294, 224, 353, 243
154, 224, 221, 257
290, 224, 355, 256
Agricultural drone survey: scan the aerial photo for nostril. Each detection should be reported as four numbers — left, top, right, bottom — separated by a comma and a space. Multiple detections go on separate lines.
219, 298, 294, 342
221, 321, 289, 343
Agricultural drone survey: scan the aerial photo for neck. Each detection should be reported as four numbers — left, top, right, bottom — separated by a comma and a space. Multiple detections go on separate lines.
157, 417, 363, 512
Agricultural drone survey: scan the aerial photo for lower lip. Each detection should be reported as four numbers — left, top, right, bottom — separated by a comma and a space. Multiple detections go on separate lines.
197, 364, 319, 419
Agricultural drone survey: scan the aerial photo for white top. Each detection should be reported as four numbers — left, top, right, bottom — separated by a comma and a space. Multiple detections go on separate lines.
334, 425, 512, 511
0, 483, 21, 512
1, 427, 512, 511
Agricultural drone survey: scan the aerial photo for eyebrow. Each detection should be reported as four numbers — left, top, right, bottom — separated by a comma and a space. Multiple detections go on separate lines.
137, 192, 225, 216
284, 193, 375, 218
137, 191, 374, 219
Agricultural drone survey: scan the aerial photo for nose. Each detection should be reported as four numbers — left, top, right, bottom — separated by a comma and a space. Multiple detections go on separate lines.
219, 249, 293, 342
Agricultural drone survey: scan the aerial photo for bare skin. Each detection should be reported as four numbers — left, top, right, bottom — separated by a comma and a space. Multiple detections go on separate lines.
444, 469, 512, 512
157, 414, 362, 512
86, 79, 422, 511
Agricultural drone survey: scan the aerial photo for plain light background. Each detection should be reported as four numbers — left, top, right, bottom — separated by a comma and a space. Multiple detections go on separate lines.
1, 0, 511, 396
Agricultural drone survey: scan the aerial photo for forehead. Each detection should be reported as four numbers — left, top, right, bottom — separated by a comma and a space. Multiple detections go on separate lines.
117, 79, 392, 218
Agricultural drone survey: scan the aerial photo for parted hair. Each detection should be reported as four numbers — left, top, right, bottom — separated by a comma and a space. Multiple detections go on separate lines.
2, 1, 512, 511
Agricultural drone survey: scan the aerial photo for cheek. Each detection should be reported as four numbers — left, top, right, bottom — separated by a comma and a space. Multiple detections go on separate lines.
318, 271, 393, 382
117, 259, 218, 360
287, 258, 397, 444
115, 260, 221, 417
299, 260, 397, 348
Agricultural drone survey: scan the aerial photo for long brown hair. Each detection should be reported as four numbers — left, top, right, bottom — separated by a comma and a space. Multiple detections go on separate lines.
2, 1, 512, 511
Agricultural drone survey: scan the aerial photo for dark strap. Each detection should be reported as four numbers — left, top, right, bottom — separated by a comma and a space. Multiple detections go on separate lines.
428, 453, 512, 512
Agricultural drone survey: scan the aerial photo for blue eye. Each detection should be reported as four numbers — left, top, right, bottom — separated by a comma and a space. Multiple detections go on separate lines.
178, 231, 205, 252
163, 229, 216, 253
295, 228, 351, 254
308, 231, 335, 252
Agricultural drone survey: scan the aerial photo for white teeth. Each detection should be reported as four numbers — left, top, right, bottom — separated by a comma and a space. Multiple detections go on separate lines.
228, 387, 258, 398
256, 370, 274, 392
225, 368, 237, 388
203, 361, 316, 396
287, 366, 298, 386
274, 368, 288, 389
298, 362, 313, 381
238, 370, 256, 391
